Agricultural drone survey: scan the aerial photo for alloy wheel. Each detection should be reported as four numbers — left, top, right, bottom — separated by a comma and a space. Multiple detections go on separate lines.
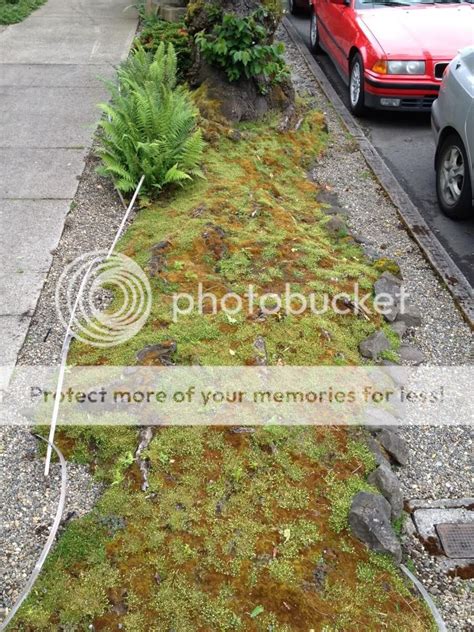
439, 145, 465, 206
310, 13, 318, 48
350, 62, 361, 108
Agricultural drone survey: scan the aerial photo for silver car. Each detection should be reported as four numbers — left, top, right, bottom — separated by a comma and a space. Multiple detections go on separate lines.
432, 46, 474, 219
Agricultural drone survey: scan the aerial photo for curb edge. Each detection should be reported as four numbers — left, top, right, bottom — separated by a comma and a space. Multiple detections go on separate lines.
283, 16, 473, 328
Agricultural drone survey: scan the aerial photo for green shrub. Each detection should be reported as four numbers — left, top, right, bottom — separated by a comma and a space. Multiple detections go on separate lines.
138, 13, 192, 81
97, 43, 204, 195
0, 0, 46, 24
196, 9, 288, 89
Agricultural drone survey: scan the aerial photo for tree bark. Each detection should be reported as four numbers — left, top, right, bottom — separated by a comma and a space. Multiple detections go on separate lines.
185, 0, 294, 122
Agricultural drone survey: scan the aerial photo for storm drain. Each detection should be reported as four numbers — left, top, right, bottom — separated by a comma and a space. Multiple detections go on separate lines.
435, 523, 474, 559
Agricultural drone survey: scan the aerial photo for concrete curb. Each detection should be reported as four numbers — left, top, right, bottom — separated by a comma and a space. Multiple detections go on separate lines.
283, 17, 473, 328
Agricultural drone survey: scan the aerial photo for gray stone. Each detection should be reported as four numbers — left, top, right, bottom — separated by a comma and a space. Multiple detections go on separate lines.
361, 244, 380, 261
325, 215, 347, 236
253, 336, 268, 366
368, 464, 403, 519
412, 507, 474, 540
374, 271, 402, 322
136, 341, 177, 365
398, 344, 425, 365
405, 497, 474, 512
359, 331, 390, 360
376, 428, 409, 466
318, 190, 348, 215
349, 492, 402, 562
365, 436, 391, 468
362, 407, 399, 433
394, 302, 422, 329
391, 320, 407, 337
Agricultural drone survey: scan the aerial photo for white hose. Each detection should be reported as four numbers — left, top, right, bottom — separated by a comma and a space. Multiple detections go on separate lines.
44, 175, 145, 475
400, 563, 448, 632
0, 436, 67, 631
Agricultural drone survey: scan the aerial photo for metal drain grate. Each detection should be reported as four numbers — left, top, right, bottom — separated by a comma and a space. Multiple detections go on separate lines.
435, 523, 474, 559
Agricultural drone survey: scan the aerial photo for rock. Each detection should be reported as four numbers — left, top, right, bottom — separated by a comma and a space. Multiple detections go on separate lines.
202, 223, 227, 260
349, 492, 402, 562
391, 321, 407, 337
253, 336, 268, 366
368, 464, 403, 519
325, 215, 347, 236
136, 341, 177, 366
398, 345, 425, 365
361, 244, 380, 262
366, 436, 391, 468
394, 303, 422, 329
362, 407, 399, 433
317, 190, 348, 215
353, 233, 372, 246
376, 428, 409, 466
149, 240, 171, 277
359, 331, 390, 360
374, 271, 402, 322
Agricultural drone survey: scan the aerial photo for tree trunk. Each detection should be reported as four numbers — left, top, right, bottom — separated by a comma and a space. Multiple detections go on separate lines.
185, 0, 294, 122
145, 0, 154, 16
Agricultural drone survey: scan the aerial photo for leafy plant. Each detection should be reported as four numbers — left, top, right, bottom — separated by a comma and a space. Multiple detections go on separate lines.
137, 12, 192, 80
196, 9, 288, 89
0, 0, 46, 24
97, 43, 205, 195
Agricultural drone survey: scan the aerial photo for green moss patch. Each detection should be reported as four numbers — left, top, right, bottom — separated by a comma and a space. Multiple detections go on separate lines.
13, 109, 430, 631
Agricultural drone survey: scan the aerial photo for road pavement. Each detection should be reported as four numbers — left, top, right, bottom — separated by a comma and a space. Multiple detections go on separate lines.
0, 0, 138, 366
288, 13, 474, 287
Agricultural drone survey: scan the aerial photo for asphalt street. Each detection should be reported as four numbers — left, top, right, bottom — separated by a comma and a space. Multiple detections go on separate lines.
289, 13, 474, 287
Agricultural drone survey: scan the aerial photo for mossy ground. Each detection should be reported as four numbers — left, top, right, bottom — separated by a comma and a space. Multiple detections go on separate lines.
11, 109, 431, 631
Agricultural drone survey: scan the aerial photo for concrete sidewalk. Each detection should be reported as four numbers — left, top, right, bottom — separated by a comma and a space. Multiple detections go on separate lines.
0, 0, 138, 365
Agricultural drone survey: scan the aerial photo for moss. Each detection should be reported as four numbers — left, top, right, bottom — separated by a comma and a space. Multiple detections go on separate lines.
373, 257, 402, 277
13, 106, 434, 631
326, 473, 378, 533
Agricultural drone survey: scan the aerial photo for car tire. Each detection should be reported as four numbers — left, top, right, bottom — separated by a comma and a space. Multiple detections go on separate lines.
309, 10, 321, 53
436, 133, 472, 219
349, 53, 366, 116
288, 0, 300, 15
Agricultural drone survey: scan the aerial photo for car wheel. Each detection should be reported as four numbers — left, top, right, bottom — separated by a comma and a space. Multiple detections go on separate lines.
309, 10, 321, 53
436, 133, 472, 219
349, 53, 366, 116
288, 0, 300, 15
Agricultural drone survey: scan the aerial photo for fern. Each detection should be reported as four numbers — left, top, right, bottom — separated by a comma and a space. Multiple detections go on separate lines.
97, 43, 204, 195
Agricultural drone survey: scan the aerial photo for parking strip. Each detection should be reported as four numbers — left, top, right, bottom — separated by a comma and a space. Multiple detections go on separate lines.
283, 17, 473, 327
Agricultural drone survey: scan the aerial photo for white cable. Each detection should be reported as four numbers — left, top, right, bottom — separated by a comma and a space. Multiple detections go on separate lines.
400, 564, 447, 632
44, 175, 145, 475
0, 436, 67, 631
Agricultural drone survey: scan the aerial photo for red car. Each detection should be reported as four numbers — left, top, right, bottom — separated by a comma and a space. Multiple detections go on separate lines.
309, 0, 474, 114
